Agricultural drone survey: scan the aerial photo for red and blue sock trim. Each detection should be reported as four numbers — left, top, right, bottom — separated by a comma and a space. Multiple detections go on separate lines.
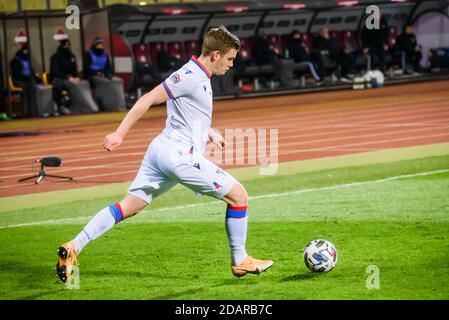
226, 205, 247, 219
109, 202, 124, 224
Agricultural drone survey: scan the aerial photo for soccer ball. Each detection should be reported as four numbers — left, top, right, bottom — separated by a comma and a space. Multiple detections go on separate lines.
303, 239, 338, 273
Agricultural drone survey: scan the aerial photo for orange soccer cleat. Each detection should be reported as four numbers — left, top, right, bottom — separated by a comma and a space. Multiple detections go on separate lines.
55, 241, 79, 283
231, 256, 273, 278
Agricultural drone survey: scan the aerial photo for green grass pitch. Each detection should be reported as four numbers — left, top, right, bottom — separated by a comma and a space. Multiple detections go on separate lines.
0, 155, 448, 300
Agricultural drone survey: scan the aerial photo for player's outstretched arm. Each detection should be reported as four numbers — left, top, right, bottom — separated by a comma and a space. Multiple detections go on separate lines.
103, 83, 169, 151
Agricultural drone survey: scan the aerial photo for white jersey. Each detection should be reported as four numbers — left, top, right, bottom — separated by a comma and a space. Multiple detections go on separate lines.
161, 56, 213, 153
128, 56, 237, 203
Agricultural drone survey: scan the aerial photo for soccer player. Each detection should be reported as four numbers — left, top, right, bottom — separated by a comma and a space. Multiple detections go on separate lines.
55, 26, 273, 283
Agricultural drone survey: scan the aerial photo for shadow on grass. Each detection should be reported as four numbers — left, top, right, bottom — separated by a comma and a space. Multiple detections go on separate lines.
18, 289, 65, 300
281, 273, 320, 282
0, 260, 70, 300
151, 287, 207, 300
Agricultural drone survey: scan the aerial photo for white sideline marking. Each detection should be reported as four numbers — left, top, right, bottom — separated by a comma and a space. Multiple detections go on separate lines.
1, 169, 448, 230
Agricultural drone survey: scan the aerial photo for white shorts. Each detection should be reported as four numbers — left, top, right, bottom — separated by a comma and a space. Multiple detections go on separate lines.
127, 135, 238, 204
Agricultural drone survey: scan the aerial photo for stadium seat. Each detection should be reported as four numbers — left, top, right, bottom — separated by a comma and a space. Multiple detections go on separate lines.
132, 43, 151, 65
148, 42, 165, 65
280, 34, 290, 52
267, 34, 284, 56
238, 37, 255, 61
7, 76, 23, 93
6, 76, 25, 117
301, 33, 313, 49
132, 43, 160, 98
167, 41, 185, 61
184, 40, 201, 58
389, 26, 399, 47
42, 72, 53, 87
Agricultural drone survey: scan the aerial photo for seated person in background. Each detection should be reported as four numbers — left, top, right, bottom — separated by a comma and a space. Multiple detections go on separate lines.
394, 24, 423, 73
251, 31, 280, 87
84, 37, 126, 111
9, 43, 41, 117
286, 30, 324, 83
312, 27, 354, 81
252, 31, 277, 66
50, 39, 99, 115
361, 11, 390, 72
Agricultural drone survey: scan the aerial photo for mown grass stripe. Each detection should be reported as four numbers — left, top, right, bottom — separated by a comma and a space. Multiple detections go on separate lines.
1, 168, 446, 230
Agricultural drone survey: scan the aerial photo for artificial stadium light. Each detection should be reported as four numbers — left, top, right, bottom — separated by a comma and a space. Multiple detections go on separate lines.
225, 6, 249, 13
283, 3, 307, 10
338, 1, 359, 6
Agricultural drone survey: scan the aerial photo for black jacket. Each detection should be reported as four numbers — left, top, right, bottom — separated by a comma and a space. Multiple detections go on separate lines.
286, 37, 311, 62
50, 46, 78, 81
252, 37, 276, 65
361, 16, 389, 49
312, 36, 341, 58
395, 32, 418, 53
10, 49, 36, 83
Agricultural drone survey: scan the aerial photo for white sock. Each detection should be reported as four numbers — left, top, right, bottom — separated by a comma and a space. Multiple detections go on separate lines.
72, 204, 122, 254
225, 205, 248, 265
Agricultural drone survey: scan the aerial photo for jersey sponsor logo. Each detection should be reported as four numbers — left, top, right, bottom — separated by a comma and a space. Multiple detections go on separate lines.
170, 73, 181, 84
213, 182, 223, 189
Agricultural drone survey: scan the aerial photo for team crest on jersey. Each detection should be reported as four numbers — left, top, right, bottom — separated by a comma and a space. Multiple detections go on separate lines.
170, 73, 181, 84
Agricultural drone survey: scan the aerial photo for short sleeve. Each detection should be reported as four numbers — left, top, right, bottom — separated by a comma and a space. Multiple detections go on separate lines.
162, 69, 196, 99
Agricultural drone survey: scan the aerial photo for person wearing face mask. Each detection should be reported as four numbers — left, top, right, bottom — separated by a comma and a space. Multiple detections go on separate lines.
393, 24, 423, 73
83, 37, 125, 111
286, 30, 324, 85
361, 11, 390, 72
9, 43, 41, 117
49, 39, 99, 115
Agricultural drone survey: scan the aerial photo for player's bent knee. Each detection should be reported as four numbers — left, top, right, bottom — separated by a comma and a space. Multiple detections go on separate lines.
120, 194, 149, 219
223, 182, 248, 207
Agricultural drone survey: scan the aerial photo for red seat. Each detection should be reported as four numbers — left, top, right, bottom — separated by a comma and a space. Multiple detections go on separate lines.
148, 42, 165, 65
267, 34, 284, 56
389, 26, 399, 46
184, 40, 201, 58
167, 41, 184, 61
132, 43, 151, 65
239, 37, 255, 60
280, 34, 290, 49
302, 33, 313, 49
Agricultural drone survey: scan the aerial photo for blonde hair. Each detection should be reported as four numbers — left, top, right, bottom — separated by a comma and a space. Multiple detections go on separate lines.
201, 25, 240, 56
